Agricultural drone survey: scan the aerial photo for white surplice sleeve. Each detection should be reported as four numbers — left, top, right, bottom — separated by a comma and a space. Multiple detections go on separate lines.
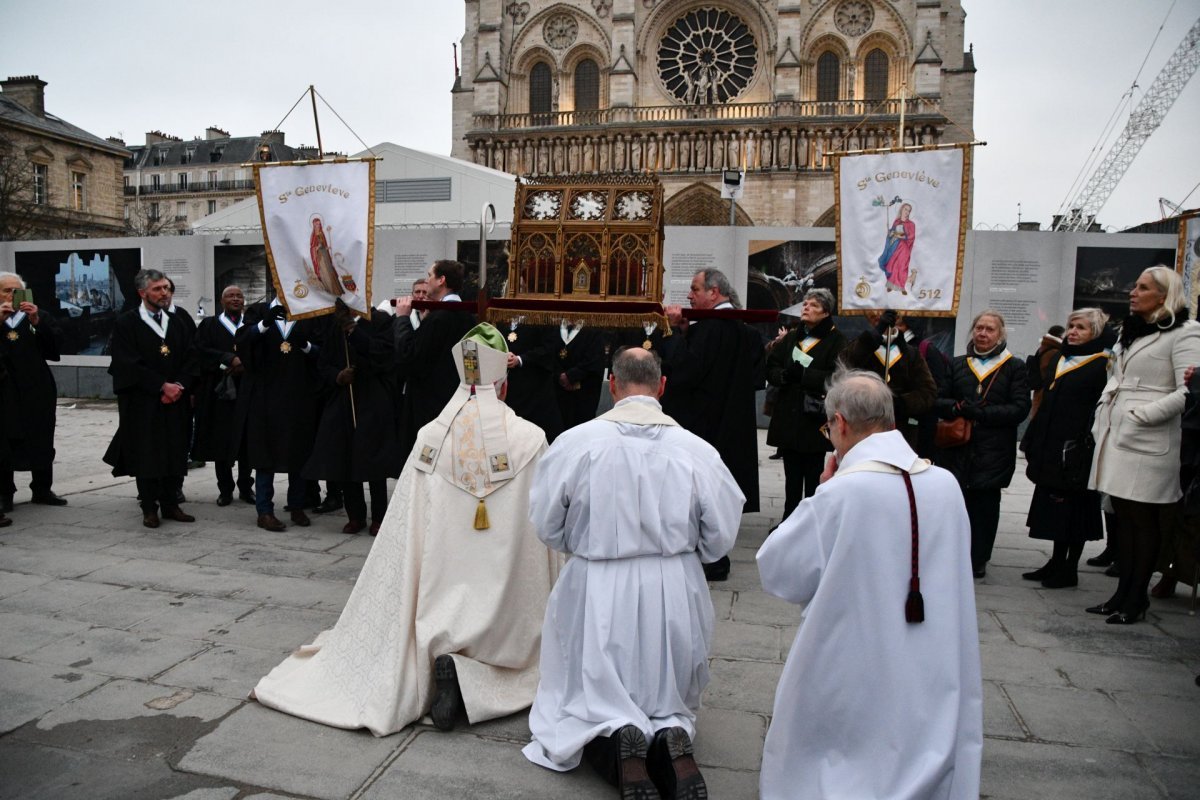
693, 448, 744, 563
756, 490, 833, 605
528, 442, 574, 554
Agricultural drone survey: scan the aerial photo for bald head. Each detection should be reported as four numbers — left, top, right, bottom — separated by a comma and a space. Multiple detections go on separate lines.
610, 347, 666, 402
824, 369, 895, 433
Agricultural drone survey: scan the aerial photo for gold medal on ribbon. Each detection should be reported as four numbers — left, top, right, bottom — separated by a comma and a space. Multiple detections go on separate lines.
159, 343, 170, 356
642, 339, 652, 350
559, 348, 569, 360
508, 332, 518, 343
976, 383, 982, 395
280, 341, 293, 354
5, 331, 17, 341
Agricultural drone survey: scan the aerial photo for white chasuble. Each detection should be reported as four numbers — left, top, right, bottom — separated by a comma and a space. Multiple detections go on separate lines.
756, 430, 982, 800
252, 401, 560, 736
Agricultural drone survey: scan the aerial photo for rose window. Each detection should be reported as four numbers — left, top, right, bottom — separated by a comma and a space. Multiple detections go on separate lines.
657, 7, 758, 105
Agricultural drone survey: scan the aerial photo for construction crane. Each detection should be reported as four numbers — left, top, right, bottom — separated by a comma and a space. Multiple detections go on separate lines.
1053, 14, 1200, 232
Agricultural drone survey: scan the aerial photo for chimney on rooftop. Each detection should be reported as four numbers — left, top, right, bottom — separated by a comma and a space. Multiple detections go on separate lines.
206, 126, 229, 140
2, 75, 48, 118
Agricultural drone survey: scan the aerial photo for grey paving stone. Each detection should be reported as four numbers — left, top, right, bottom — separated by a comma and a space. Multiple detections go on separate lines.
326, 534, 377, 557
978, 640, 1068, 687
977, 610, 1011, 645
31, 678, 237, 731
708, 589, 734, 621
980, 738, 1159, 800
729, 589, 802, 627
130, 594, 258, 641
0, 546, 128, 579
144, 565, 264, 599
164, 789, 240, 800
704, 658, 783, 715
158, 643, 291, 700
226, 572, 353, 612
463, 710, 529, 743
1049, 649, 1199, 697
710, 618, 781, 663
210, 605, 339, 651
0, 611, 90, 659
191, 546, 344, 579
0, 569, 52, 599
54, 586, 202, 629
179, 703, 402, 800
307, 556, 368, 584
0, 577, 126, 615
100, 533, 225, 563
78, 557, 198, 589
981, 680, 1025, 740
693, 706, 766, 770
360, 728, 613, 800
701, 765, 760, 799
995, 610, 1187, 659
22, 627, 208, 679
0, 658, 108, 734
3, 524, 140, 551
1140, 753, 1200, 800
1003, 684, 1153, 752
1112, 690, 1200, 757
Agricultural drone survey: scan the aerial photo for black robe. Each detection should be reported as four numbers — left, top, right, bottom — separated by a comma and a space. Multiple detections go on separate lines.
660, 317, 765, 512
554, 326, 605, 430
230, 303, 325, 473
0, 313, 61, 470
839, 329, 938, 445
190, 314, 243, 462
505, 324, 564, 442
102, 309, 195, 479
765, 319, 846, 454
394, 305, 476, 458
304, 314, 403, 482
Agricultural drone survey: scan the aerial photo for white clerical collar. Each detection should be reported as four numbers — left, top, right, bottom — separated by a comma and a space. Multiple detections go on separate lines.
614, 395, 663, 411
218, 311, 243, 336
5, 311, 26, 329
410, 309, 422, 329
715, 301, 734, 310
561, 321, 583, 344
139, 304, 169, 338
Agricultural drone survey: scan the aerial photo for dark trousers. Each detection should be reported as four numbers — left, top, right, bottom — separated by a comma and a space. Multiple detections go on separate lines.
780, 450, 825, 519
1108, 497, 1167, 614
0, 464, 52, 497
254, 472, 305, 517
339, 479, 388, 523
137, 476, 181, 514
964, 487, 1003, 572
215, 460, 253, 497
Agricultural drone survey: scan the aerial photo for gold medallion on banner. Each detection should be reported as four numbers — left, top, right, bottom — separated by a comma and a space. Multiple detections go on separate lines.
855, 277, 871, 299
280, 341, 293, 354
293, 280, 309, 299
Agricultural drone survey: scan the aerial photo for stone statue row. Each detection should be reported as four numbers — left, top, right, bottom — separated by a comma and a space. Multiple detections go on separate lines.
470, 124, 941, 176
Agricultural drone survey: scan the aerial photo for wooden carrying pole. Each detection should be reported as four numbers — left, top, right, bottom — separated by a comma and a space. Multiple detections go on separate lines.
310, 85, 324, 157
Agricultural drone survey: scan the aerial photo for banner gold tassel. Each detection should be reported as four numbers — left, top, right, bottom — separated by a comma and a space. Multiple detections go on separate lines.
473, 498, 490, 530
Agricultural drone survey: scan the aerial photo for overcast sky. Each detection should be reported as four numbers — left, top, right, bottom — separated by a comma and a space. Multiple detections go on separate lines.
1, 0, 1196, 231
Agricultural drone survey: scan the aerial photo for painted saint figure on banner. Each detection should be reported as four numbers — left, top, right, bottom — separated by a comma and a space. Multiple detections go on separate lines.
309, 216, 346, 298
878, 202, 915, 294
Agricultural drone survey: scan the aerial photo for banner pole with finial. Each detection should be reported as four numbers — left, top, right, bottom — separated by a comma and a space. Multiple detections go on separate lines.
309, 85, 324, 157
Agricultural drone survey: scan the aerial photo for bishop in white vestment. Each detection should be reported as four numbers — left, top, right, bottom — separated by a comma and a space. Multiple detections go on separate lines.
252, 324, 560, 736
757, 369, 982, 800
524, 347, 743, 798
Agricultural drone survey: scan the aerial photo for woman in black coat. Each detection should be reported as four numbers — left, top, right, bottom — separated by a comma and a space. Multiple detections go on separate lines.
1020, 309, 1113, 588
935, 309, 1031, 578
765, 288, 847, 519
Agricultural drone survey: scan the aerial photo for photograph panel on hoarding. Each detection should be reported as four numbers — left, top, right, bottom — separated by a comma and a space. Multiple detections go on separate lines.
1178, 211, 1200, 311
14, 248, 142, 355
1073, 245, 1177, 322
214, 244, 272, 309
749, 238, 955, 356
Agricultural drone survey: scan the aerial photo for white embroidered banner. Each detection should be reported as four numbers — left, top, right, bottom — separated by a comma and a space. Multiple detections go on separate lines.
835, 145, 970, 317
255, 160, 375, 318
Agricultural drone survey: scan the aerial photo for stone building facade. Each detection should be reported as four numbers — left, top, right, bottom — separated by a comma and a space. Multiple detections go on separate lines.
0, 76, 128, 240
123, 129, 318, 235
452, 0, 975, 226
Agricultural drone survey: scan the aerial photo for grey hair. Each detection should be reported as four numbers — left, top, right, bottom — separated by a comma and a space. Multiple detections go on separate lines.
824, 367, 895, 431
970, 309, 1007, 339
1066, 307, 1109, 339
612, 346, 662, 390
697, 269, 734, 301
1143, 265, 1186, 323
803, 287, 835, 316
135, 269, 166, 291
0, 271, 26, 289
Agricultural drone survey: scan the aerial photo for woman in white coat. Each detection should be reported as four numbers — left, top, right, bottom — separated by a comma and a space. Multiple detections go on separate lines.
1088, 266, 1200, 624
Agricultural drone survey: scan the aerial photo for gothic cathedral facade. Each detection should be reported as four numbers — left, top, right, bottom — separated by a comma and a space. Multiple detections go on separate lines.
451, 0, 975, 226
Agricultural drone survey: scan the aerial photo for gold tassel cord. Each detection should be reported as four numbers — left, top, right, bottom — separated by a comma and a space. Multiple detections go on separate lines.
473, 498, 490, 530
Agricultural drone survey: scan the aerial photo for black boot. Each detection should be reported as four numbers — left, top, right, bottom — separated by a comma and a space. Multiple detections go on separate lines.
430, 655, 465, 731
648, 727, 707, 800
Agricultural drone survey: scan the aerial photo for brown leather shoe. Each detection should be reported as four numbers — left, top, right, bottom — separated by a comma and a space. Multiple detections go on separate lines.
161, 506, 195, 523
0, 514, 11, 528
257, 514, 286, 532
289, 510, 311, 527
142, 512, 161, 529
342, 519, 365, 535
369, 521, 381, 537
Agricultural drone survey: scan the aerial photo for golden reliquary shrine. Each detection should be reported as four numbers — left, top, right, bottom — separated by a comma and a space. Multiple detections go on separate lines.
507, 174, 665, 304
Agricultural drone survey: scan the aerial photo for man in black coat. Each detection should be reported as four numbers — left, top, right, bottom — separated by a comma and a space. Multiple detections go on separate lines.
102, 269, 196, 528
661, 268, 765, 581
504, 322, 564, 442
0, 271, 67, 510
552, 321, 605, 431
232, 298, 326, 530
191, 285, 254, 506
394, 260, 476, 459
